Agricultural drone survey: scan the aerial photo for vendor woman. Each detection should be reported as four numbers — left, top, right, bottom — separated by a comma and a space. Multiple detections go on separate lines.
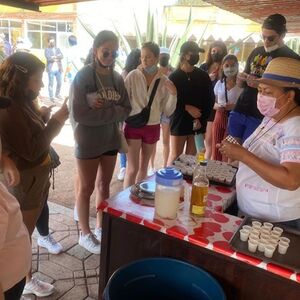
219, 57, 300, 229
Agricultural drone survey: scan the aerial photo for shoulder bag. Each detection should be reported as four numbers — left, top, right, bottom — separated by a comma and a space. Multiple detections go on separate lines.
126, 78, 160, 128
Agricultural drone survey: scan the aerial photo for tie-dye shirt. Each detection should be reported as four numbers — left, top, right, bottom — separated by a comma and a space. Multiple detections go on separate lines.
237, 116, 300, 222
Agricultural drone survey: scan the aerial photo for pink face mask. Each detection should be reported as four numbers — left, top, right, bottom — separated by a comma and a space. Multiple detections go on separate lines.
257, 93, 280, 117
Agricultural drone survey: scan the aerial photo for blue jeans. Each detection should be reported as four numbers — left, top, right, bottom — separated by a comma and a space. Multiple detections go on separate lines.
119, 153, 127, 169
48, 70, 62, 99
228, 111, 262, 143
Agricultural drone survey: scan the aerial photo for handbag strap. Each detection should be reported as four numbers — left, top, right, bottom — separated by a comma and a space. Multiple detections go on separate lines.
147, 78, 161, 109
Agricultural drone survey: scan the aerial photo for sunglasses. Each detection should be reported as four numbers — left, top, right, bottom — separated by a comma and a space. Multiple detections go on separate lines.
261, 35, 277, 42
102, 50, 119, 59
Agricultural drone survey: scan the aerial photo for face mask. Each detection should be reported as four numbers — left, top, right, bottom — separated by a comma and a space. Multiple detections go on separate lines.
144, 65, 158, 74
257, 93, 283, 117
223, 66, 238, 78
211, 52, 223, 62
26, 90, 39, 102
264, 44, 279, 53
159, 56, 169, 67
187, 54, 199, 66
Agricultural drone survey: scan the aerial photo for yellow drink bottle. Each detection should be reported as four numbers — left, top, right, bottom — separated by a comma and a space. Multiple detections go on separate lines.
190, 160, 209, 216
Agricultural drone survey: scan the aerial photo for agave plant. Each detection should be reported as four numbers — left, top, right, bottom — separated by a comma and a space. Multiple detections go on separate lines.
78, 4, 203, 69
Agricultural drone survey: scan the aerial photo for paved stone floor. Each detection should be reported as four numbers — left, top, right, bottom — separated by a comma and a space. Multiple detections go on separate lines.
23, 202, 100, 300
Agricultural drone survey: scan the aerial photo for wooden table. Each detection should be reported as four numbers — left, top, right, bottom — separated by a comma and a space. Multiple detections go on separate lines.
98, 183, 300, 299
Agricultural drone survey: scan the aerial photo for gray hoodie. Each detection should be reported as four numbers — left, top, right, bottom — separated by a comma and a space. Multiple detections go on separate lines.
69, 64, 131, 159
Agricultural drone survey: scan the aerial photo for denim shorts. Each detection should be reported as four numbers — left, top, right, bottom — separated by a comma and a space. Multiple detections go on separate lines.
160, 113, 170, 124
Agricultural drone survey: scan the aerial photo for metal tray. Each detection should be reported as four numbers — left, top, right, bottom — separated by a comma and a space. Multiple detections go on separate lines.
229, 217, 300, 272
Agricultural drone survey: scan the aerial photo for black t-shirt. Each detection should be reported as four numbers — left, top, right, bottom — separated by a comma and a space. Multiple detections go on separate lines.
234, 45, 300, 119
169, 67, 214, 135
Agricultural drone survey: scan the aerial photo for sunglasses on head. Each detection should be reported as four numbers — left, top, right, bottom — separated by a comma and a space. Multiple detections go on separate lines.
102, 50, 118, 59
261, 35, 277, 42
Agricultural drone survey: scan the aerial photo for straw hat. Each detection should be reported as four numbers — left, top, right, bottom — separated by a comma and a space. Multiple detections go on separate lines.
257, 57, 300, 88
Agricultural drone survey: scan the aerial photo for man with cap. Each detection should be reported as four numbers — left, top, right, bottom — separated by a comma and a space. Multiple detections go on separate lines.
168, 41, 214, 164
228, 13, 300, 143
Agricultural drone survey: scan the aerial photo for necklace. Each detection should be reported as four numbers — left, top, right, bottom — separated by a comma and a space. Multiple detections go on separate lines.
246, 105, 298, 149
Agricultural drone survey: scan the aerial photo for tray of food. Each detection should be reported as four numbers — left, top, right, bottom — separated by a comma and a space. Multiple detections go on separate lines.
229, 217, 300, 272
171, 154, 237, 186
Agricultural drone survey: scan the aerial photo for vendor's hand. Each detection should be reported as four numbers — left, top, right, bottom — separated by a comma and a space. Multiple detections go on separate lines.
52, 97, 69, 125
185, 105, 201, 119
164, 80, 177, 96
1, 154, 20, 187
218, 140, 247, 161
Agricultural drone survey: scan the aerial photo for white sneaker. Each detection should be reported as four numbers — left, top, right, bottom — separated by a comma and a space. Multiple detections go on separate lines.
23, 277, 54, 297
73, 206, 79, 222
37, 234, 63, 254
147, 167, 155, 176
94, 227, 102, 241
79, 232, 100, 254
117, 167, 126, 181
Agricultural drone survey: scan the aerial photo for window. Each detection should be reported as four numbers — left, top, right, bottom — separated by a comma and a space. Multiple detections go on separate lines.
26, 20, 74, 49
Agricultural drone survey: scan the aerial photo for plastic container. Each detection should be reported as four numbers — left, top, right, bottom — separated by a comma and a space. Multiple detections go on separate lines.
154, 167, 183, 219
102, 258, 226, 300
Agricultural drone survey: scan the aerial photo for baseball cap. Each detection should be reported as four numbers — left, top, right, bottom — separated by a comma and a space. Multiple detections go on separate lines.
160, 47, 170, 55
180, 41, 205, 54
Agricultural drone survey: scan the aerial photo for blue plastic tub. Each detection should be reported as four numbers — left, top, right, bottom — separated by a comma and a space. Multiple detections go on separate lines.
103, 258, 226, 300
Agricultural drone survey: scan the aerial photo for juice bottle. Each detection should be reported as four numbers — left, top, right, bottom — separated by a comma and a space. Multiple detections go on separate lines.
190, 160, 209, 216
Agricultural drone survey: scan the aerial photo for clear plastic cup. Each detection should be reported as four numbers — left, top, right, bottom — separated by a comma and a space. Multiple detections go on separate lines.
260, 228, 271, 235
250, 228, 260, 236
252, 221, 262, 229
263, 222, 273, 231
249, 232, 260, 240
264, 244, 276, 258
260, 233, 270, 241
248, 239, 258, 253
278, 241, 289, 255
248, 235, 259, 243
258, 240, 267, 252
239, 229, 250, 242
272, 227, 283, 236
279, 237, 290, 244
242, 225, 252, 231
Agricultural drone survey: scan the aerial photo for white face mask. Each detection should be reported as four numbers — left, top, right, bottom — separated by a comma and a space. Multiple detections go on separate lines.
264, 44, 279, 53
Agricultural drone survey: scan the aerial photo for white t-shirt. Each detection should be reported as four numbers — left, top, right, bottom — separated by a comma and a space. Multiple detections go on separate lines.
125, 69, 177, 125
0, 182, 31, 291
237, 116, 300, 222
214, 80, 243, 106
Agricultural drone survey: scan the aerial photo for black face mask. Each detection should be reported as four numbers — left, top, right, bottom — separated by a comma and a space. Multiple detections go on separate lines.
187, 54, 199, 66
159, 56, 169, 67
211, 52, 223, 62
25, 90, 39, 102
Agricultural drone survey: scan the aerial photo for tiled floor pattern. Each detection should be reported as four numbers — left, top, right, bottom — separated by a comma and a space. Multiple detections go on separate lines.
23, 202, 100, 300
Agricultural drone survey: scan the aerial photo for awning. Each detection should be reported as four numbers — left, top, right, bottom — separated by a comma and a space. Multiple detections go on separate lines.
203, 0, 300, 34
0, 0, 93, 11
